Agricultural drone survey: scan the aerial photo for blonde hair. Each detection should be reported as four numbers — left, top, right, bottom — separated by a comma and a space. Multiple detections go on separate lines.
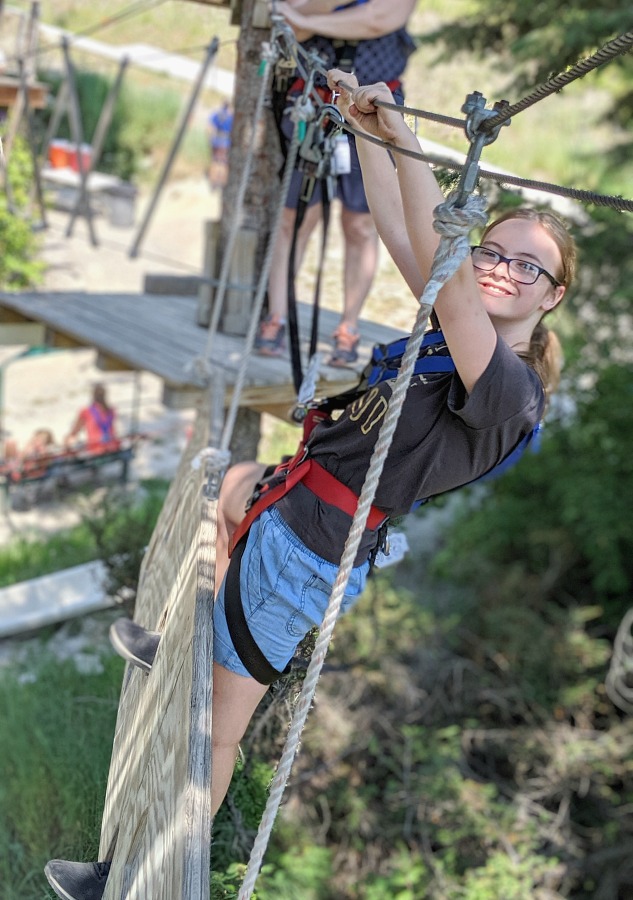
483, 208, 577, 401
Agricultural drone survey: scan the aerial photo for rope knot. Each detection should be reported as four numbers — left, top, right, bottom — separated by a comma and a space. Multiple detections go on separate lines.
191, 446, 232, 473
433, 192, 488, 239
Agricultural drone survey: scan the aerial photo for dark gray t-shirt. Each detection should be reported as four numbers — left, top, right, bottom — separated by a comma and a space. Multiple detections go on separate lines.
275, 337, 544, 564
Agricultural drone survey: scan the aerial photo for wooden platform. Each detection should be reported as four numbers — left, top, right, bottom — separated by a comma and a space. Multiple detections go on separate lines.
0, 290, 407, 418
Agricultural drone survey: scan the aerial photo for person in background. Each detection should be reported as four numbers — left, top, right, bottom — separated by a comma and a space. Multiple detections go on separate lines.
65, 383, 119, 452
207, 100, 234, 190
255, 0, 417, 366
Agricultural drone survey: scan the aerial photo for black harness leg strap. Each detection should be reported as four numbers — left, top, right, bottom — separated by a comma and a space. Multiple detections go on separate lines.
224, 535, 291, 685
287, 190, 309, 394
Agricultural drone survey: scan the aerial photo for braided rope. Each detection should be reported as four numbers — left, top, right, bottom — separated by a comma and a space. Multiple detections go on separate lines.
606, 607, 633, 714
340, 123, 633, 213
286, 30, 633, 212
237, 193, 489, 900
483, 30, 633, 132
190, 446, 232, 472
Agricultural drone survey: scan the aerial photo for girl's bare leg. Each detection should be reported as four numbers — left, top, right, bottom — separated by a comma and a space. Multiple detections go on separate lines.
215, 460, 267, 590
211, 663, 270, 815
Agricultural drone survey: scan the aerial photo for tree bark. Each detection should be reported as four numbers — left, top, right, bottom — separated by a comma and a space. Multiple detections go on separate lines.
220, 0, 281, 334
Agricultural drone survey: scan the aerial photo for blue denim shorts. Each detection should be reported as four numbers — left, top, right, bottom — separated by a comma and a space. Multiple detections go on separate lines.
213, 505, 369, 678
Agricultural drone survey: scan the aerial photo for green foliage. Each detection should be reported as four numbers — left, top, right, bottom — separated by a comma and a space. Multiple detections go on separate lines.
37, 69, 184, 181
80, 480, 169, 603
0, 653, 123, 900
256, 846, 333, 899
0, 480, 168, 591
0, 138, 44, 288
433, 363, 633, 615
0, 522, 97, 587
420, 0, 633, 184
363, 849, 430, 900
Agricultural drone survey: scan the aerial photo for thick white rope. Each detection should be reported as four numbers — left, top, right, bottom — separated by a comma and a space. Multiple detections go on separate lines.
237, 192, 489, 899
606, 607, 633, 714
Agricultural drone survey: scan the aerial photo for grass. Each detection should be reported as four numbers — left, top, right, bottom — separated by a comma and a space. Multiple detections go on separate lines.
0, 650, 124, 899
0, 480, 170, 587
0, 523, 98, 587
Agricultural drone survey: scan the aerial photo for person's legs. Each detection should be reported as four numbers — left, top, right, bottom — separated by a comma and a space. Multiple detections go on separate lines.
266, 203, 322, 321
107, 459, 268, 673
44, 664, 269, 900
258, 168, 322, 357
211, 662, 269, 814
328, 137, 380, 367
340, 207, 379, 332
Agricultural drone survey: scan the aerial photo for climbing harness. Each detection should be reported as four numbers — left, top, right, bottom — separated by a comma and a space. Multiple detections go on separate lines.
226, 325, 541, 686
286, 100, 345, 394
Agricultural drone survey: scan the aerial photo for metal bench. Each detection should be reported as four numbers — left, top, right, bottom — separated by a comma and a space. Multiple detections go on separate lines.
0, 439, 136, 511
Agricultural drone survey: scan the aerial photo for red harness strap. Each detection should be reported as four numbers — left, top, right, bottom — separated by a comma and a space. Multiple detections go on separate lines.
228, 455, 387, 557
288, 78, 402, 100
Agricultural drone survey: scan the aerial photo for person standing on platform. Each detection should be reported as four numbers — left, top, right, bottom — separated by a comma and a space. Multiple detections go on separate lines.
255, 0, 417, 366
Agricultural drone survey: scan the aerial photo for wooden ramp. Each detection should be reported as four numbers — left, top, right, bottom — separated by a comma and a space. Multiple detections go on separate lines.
99, 407, 215, 899
0, 290, 407, 417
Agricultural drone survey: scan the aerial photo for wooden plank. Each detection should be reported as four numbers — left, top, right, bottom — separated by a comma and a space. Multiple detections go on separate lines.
0, 290, 407, 407
100, 409, 214, 899
0, 561, 114, 638
0, 321, 45, 345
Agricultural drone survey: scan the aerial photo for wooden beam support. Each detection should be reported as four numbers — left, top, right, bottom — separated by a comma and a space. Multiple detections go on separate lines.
0, 321, 45, 345
96, 351, 136, 372
45, 329, 87, 350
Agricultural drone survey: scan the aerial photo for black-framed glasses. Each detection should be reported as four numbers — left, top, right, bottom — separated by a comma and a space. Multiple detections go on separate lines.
470, 245, 562, 288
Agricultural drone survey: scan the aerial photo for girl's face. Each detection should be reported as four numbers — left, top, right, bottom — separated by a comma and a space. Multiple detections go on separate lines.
474, 218, 566, 328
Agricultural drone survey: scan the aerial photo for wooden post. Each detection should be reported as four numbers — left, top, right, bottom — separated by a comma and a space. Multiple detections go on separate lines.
2, 0, 39, 161
218, 0, 284, 336
61, 36, 98, 246
197, 220, 257, 335
196, 220, 220, 327
66, 55, 129, 236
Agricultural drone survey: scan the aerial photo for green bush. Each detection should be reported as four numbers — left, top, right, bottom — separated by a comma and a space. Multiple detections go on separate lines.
0, 138, 44, 288
0, 480, 169, 590
38, 69, 189, 181
80, 480, 169, 604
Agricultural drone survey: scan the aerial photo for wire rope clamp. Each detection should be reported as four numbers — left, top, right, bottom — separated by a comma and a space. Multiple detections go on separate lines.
454, 92, 511, 208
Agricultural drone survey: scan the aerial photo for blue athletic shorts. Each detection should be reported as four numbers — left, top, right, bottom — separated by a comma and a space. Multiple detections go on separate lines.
213, 505, 370, 678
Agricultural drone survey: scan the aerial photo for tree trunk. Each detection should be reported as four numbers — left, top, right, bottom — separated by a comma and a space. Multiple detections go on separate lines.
220, 0, 281, 334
